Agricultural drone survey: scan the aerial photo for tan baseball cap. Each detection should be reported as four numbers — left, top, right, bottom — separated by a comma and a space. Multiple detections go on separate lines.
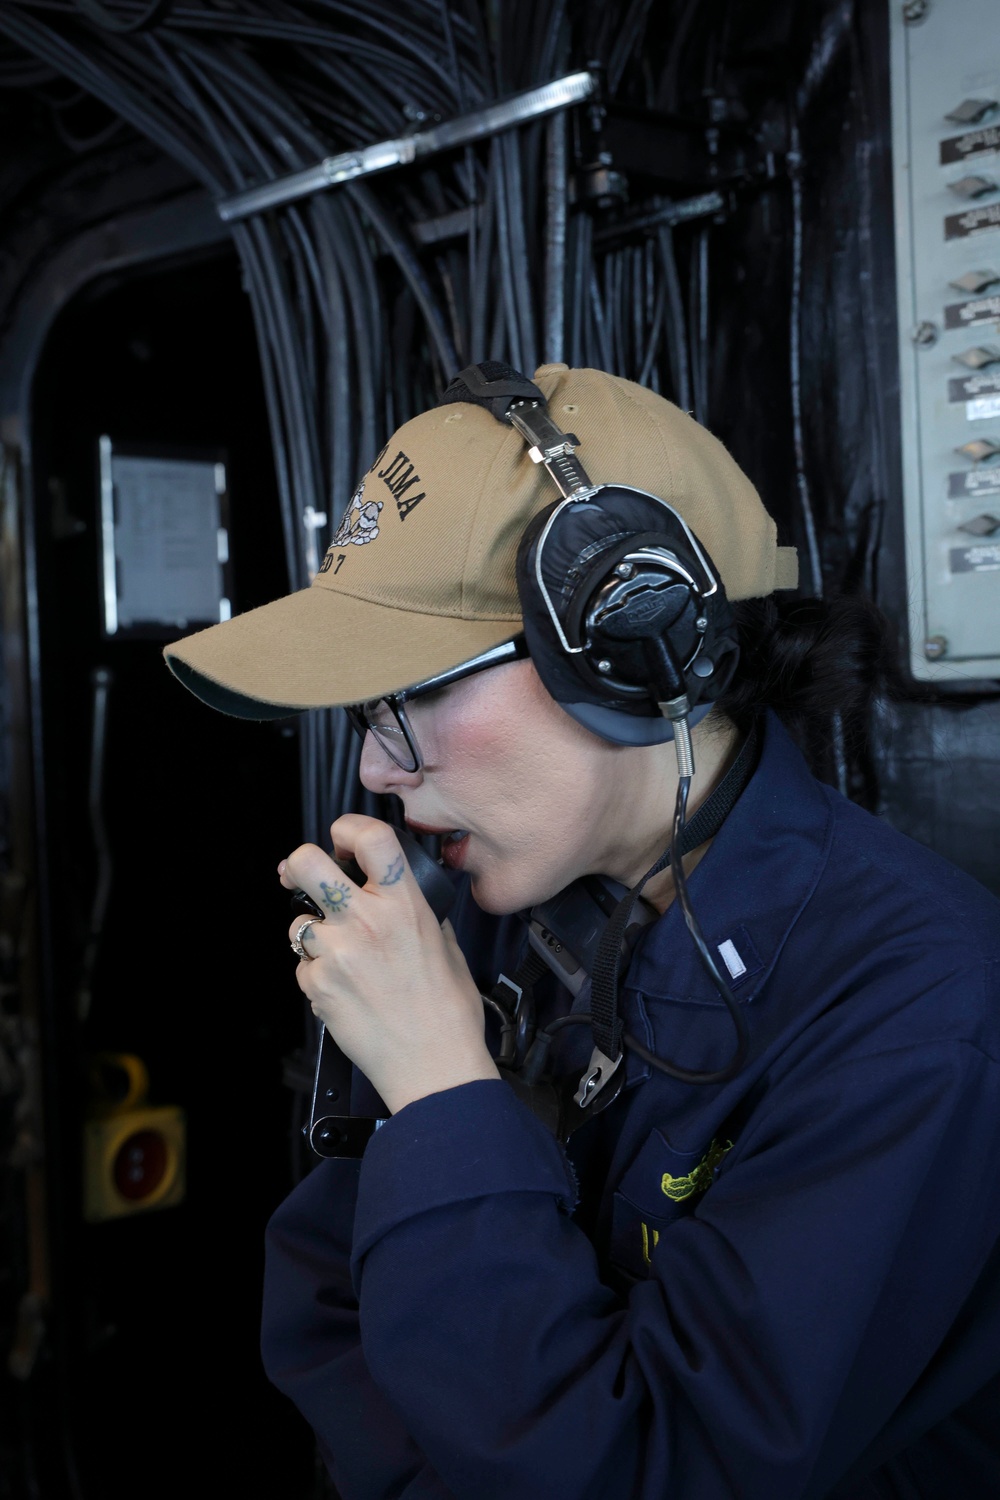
164, 364, 798, 717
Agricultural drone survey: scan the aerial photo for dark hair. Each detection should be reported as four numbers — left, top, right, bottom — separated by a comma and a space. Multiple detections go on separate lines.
713, 594, 903, 795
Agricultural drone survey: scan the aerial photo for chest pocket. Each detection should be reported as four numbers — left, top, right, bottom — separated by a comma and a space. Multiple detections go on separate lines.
609, 1129, 733, 1284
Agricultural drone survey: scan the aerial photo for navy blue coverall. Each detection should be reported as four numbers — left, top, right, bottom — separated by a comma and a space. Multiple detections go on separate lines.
261, 713, 1000, 1499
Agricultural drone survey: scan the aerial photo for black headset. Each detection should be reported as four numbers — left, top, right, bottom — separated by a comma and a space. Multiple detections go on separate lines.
438, 362, 752, 1112
437, 361, 741, 749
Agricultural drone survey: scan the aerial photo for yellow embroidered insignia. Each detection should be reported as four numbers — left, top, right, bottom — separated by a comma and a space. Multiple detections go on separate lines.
660, 1137, 733, 1202
641, 1222, 661, 1264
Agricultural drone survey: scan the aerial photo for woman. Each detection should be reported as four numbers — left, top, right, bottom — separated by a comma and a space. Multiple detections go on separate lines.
167, 364, 1000, 1499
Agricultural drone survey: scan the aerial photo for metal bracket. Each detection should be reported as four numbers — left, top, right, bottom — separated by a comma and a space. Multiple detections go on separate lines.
493, 972, 523, 1013
573, 1044, 624, 1109
218, 71, 598, 223
507, 401, 594, 498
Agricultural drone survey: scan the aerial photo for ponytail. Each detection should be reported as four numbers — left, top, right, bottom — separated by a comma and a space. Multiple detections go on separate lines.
714, 594, 901, 784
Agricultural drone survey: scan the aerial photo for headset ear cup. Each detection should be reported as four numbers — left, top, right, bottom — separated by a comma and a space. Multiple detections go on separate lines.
516, 485, 738, 739
515, 501, 557, 605
516, 505, 667, 702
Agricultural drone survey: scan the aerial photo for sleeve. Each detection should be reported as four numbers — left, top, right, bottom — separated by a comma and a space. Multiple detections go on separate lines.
259, 887, 525, 1499
350, 1033, 1000, 1500
261, 1157, 458, 1499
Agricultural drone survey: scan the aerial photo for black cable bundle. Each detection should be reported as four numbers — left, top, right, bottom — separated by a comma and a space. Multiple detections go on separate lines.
0, 0, 730, 845
0, 0, 895, 827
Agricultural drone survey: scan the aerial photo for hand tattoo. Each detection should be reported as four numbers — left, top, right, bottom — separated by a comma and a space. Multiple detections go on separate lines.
319, 880, 351, 916
379, 854, 405, 886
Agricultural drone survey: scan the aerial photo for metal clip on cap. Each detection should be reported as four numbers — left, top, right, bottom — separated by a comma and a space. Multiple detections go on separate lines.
573, 1044, 623, 1108
507, 402, 595, 499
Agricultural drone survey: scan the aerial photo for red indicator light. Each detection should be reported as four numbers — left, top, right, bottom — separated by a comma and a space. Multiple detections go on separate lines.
112, 1129, 168, 1201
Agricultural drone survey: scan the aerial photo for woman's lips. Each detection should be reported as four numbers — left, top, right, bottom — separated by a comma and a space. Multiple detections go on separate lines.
440, 832, 470, 870
405, 819, 471, 869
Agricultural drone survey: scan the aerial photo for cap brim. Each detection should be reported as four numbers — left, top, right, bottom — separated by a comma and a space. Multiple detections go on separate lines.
163, 585, 523, 719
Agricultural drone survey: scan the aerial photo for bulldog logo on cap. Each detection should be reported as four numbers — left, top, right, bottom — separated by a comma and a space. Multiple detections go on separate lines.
321, 479, 383, 567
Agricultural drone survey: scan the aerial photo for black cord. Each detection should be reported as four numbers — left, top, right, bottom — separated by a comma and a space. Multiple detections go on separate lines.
520, 732, 755, 1089
481, 994, 516, 1065
655, 773, 749, 1082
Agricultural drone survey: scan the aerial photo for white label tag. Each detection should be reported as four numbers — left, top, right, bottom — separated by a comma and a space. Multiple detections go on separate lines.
717, 939, 747, 980
967, 394, 1000, 421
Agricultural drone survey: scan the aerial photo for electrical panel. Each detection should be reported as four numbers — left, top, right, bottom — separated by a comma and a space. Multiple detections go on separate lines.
891, 0, 1000, 681
98, 437, 232, 638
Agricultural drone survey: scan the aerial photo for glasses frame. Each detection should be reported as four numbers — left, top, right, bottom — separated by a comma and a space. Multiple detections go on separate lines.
344, 635, 529, 772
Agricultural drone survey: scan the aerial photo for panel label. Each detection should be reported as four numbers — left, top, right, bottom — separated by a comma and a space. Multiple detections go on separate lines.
948, 370, 1000, 401
967, 394, 1000, 420
940, 126, 1000, 165
950, 543, 1000, 572
944, 202, 1000, 240
948, 467, 1000, 498
944, 294, 1000, 329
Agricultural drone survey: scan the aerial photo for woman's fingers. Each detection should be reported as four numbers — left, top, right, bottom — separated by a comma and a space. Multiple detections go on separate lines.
282, 843, 360, 934
277, 825, 494, 1113
288, 913, 325, 958
282, 820, 420, 952
330, 814, 413, 895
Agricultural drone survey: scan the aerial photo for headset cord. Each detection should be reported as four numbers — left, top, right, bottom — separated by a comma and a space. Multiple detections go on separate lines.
522, 724, 757, 1090
645, 768, 750, 1081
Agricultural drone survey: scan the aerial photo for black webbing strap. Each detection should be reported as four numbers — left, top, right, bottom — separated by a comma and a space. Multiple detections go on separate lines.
588, 723, 760, 1062
492, 944, 551, 1064
492, 944, 549, 1006
438, 362, 543, 422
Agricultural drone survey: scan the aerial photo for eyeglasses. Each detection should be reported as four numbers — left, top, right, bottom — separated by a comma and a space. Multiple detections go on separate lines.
344, 636, 529, 772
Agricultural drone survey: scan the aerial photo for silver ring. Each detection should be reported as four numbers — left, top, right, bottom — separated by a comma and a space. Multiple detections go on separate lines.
291, 916, 324, 959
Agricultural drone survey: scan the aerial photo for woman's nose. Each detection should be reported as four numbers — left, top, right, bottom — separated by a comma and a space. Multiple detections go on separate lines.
358, 731, 424, 792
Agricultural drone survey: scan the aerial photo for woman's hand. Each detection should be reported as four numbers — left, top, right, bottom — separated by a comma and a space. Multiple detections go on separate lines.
281, 814, 499, 1114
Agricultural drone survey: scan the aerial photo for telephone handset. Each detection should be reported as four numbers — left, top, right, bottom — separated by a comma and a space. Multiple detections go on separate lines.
292, 826, 653, 1157
292, 826, 456, 1158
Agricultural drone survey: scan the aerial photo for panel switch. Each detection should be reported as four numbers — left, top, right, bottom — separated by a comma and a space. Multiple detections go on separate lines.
945, 98, 998, 126
953, 343, 1000, 370
948, 175, 999, 199
956, 438, 1000, 462
957, 514, 1000, 536
949, 268, 1000, 295
953, 344, 1000, 369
